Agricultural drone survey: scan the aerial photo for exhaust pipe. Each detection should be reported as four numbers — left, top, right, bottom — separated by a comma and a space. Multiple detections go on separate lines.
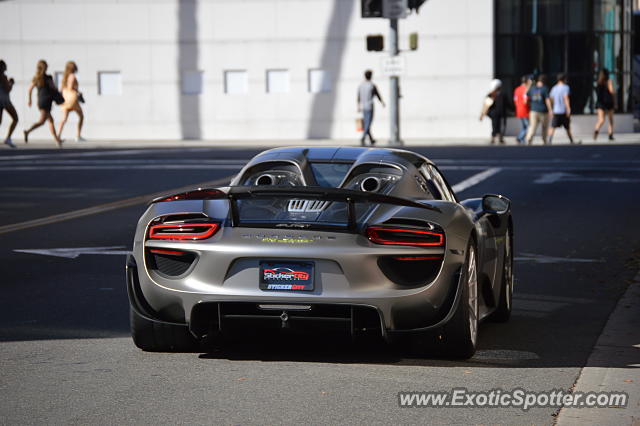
360, 176, 380, 192
256, 174, 275, 186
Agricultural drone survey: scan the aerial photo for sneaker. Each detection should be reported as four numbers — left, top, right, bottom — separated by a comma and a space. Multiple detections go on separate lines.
75, 136, 86, 142
4, 138, 16, 148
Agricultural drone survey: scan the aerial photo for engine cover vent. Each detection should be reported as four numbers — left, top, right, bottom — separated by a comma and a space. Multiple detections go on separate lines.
288, 199, 330, 213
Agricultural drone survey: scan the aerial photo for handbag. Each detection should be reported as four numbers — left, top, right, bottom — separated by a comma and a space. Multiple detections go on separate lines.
53, 89, 65, 105
355, 113, 364, 132
78, 92, 85, 104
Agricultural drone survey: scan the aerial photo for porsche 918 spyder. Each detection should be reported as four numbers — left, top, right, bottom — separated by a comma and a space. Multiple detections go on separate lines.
126, 147, 513, 358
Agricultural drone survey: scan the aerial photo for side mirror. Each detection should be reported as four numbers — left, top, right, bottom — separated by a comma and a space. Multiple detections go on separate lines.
482, 194, 510, 215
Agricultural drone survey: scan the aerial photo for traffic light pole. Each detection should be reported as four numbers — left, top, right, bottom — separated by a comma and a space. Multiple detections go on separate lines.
389, 18, 402, 146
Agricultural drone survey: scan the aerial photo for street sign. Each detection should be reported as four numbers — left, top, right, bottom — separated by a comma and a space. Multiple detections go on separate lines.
381, 56, 405, 76
383, 0, 408, 19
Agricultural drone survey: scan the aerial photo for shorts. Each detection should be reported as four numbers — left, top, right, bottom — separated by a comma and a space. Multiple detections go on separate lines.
551, 114, 570, 129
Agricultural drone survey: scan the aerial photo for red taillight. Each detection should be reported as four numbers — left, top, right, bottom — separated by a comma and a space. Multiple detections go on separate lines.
366, 227, 444, 246
392, 255, 443, 261
148, 223, 219, 240
153, 189, 225, 203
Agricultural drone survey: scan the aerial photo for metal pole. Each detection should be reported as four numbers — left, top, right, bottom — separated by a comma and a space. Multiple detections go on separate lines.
389, 18, 401, 146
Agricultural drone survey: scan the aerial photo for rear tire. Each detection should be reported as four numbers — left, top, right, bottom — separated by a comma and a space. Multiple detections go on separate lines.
440, 238, 479, 359
489, 229, 513, 322
130, 308, 198, 352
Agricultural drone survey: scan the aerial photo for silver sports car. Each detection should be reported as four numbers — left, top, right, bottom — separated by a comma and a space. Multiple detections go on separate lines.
127, 147, 513, 358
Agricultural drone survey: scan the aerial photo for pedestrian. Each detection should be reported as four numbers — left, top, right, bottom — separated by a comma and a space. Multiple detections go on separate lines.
593, 68, 615, 141
357, 70, 384, 146
548, 73, 575, 145
525, 74, 552, 145
0, 60, 18, 148
24, 59, 64, 147
513, 75, 532, 145
479, 79, 508, 144
57, 61, 85, 142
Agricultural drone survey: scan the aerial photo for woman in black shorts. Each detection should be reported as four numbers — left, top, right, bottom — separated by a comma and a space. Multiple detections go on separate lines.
593, 68, 615, 141
24, 60, 63, 147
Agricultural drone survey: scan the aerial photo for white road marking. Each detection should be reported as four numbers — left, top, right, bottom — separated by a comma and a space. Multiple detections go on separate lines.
535, 171, 640, 184
533, 172, 571, 184
515, 253, 605, 264
451, 167, 502, 193
0, 147, 225, 161
0, 175, 234, 235
14, 246, 131, 259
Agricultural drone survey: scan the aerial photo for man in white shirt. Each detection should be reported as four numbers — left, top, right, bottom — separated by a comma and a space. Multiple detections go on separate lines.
357, 70, 385, 146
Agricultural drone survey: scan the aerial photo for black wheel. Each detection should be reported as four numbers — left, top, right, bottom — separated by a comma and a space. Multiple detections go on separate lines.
489, 229, 513, 322
130, 308, 198, 352
440, 238, 479, 359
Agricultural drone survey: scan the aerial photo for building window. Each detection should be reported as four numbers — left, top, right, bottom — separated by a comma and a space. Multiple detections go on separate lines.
224, 70, 248, 95
494, 0, 632, 114
266, 69, 289, 93
308, 69, 332, 93
181, 70, 203, 95
98, 71, 122, 96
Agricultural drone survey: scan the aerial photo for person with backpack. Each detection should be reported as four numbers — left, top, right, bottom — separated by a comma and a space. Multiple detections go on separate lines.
24, 59, 64, 147
479, 79, 508, 144
525, 74, 552, 145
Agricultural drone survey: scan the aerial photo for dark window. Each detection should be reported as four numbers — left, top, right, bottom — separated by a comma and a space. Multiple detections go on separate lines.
309, 163, 352, 187
495, 0, 632, 114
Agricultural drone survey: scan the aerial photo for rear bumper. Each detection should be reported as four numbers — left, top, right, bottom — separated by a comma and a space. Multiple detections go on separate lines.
127, 251, 465, 340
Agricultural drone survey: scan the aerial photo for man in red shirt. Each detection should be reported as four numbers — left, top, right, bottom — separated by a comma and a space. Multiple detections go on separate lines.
513, 75, 532, 144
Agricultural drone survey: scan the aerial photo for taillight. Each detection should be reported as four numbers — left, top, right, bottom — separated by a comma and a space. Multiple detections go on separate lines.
152, 189, 225, 203
366, 227, 444, 246
148, 223, 219, 240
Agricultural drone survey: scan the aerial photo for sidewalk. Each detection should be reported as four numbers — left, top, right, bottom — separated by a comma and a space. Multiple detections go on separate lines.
3, 133, 640, 150
556, 272, 640, 425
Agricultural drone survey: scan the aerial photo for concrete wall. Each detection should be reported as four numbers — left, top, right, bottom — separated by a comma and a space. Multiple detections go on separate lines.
0, 0, 495, 141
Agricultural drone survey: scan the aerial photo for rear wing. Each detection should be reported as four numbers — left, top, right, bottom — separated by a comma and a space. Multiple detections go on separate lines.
151, 185, 440, 231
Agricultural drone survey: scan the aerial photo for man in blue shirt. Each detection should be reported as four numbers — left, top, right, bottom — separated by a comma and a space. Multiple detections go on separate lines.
548, 73, 575, 144
525, 74, 553, 145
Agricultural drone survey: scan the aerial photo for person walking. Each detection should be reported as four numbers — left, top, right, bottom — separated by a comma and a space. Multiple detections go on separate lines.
513, 75, 531, 145
57, 61, 85, 142
24, 60, 63, 147
548, 73, 575, 145
525, 74, 552, 145
479, 79, 508, 144
593, 68, 615, 141
357, 70, 384, 146
0, 60, 18, 148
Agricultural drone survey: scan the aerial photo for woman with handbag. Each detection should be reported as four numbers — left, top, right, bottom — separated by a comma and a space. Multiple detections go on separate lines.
24, 59, 64, 147
57, 61, 85, 142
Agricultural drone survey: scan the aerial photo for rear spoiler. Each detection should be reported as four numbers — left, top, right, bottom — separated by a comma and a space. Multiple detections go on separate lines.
151, 185, 440, 230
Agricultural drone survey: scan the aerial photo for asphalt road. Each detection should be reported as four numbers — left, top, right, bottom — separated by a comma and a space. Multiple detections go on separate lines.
1, 144, 639, 425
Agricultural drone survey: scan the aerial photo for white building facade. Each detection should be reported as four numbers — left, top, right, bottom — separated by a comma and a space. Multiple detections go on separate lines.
1, 0, 508, 141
